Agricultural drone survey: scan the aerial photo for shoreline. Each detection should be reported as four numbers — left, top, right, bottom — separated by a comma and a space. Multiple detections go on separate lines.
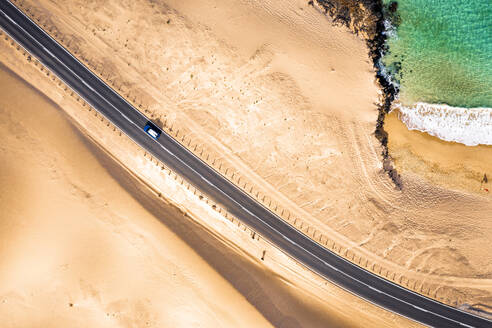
367, 1, 490, 197
343, 0, 490, 188
385, 110, 491, 195
313, 0, 402, 187
368, 1, 491, 148
394, 102, 492, 146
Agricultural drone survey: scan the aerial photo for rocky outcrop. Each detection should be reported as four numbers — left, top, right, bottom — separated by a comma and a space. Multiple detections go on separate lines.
312, 0, 402, 188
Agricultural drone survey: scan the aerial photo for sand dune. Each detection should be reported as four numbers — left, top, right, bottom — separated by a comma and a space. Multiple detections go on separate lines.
0, 65, 273, 328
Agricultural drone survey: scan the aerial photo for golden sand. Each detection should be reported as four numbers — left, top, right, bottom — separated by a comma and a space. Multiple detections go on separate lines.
386, 110, 491, 194
0, 65, 273, 328
2, 0, 491, 318
0, 63, 421, 327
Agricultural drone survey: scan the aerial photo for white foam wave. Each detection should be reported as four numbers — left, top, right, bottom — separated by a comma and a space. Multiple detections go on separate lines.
383, 18, 397, 39
393, 102, 492, 146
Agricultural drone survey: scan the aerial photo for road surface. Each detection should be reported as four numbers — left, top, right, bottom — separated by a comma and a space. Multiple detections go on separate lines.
1, 1, 490, 327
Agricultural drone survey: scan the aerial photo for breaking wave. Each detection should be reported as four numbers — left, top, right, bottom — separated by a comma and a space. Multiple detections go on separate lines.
393, 102, 492, 146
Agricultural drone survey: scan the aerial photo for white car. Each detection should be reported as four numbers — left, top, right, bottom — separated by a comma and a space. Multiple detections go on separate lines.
144, 121, 162, 140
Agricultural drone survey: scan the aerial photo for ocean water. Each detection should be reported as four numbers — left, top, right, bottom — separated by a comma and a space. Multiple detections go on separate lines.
382, 0, 492, 145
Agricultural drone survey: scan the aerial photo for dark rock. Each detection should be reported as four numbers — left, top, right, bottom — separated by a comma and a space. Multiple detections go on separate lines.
389, 1, 398, 13
314, 0, 402, 188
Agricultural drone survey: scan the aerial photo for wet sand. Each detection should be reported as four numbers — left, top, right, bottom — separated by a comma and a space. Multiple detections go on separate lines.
386, 110, 491, 194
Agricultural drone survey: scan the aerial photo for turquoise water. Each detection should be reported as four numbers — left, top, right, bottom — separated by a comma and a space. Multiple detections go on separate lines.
382, 0, 492, 108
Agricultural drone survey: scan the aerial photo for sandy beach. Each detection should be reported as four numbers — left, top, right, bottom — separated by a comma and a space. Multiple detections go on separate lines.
386, 110, 491, 194
1, 0, 491, 323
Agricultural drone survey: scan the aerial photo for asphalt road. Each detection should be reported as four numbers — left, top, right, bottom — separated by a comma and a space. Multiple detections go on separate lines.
1, 1, 491, 327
